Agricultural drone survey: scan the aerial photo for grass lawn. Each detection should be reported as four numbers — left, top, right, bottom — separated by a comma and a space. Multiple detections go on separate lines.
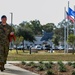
7, 50, 75, 61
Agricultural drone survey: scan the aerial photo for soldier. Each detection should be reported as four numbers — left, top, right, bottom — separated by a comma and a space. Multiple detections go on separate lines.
0, 15, 14, 71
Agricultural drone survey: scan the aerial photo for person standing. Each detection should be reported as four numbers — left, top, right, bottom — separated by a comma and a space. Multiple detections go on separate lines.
0, 15, 14, 71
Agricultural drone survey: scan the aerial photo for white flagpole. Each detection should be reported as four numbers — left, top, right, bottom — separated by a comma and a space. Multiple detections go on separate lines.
64, 7, 66, 53
74, 5, 75, 35
66, 1, 70, 53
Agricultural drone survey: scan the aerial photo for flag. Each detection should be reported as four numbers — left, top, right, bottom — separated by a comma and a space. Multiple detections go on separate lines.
66, 11, 74, 23
68, 7, 75, 17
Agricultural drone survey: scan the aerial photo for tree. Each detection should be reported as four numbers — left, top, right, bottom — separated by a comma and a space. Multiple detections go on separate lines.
42, 23, 56, 32
14, 36, 24, 54
52, 35, 59, 46
68, 34, 75, 54
16, 26, 35, 42
15, 21, 36, 42
30, 20, 42, 35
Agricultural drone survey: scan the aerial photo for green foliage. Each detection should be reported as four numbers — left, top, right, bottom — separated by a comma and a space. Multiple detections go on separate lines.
72, 71, 75, 75
14, 36, 24, 54
52, 36, 59, 46
14, 36, 24, 46
46, 70, 54, 75
49, 61, 53, 65
53, 27, 64, 43
31, 63, 38, 68
68, 34, 75, 54
59, 66, 67, 72
72, 62, 75, 68
37, 65, 45, 71
16, 22, 36, 42
26, 62, 35, 66
39, 61, 43, 64
68, 62, 72, 66
42, 23, 56, 32
68, 34, 75, 45
58, 61, 66, 72
58, 61, 64, 66
44, 63, 52, 69
30, 20, 42, 35
21, 61, 26, 65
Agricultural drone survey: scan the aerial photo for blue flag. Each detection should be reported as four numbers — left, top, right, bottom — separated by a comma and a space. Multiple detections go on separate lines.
68, 7, 75, 17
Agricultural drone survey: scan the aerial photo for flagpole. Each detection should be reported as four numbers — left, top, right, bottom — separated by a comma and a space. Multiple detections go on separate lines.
66, 1, 70, 53
74, 5, 75, 35
64, 7, 67, 53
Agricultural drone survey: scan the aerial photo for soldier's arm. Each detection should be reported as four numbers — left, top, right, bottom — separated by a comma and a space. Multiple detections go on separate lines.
9, 26, 15, 35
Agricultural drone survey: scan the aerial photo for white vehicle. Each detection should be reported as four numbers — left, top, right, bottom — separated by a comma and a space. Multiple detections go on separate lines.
57, 46, 64, 50
31, 45, 43, 50
68, 47, 73, 50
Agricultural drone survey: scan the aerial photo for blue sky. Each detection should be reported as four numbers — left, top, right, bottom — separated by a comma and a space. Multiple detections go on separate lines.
0, 0, 75, 25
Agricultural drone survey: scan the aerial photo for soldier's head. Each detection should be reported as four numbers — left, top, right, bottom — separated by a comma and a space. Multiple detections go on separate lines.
1, 15, 7, 24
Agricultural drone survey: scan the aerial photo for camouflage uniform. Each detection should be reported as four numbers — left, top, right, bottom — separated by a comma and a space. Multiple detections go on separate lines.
0, 23, 12, 64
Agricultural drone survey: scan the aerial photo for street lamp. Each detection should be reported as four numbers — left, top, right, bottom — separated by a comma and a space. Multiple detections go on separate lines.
10, 12, 13, 26
10, 12, 13, 50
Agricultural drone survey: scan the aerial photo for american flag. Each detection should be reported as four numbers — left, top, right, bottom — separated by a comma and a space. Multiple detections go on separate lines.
66, 11, 75, 23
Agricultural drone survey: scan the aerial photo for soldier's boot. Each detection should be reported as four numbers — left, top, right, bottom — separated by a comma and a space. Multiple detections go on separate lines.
0, 62, 5, 72
1, 64, 5, 72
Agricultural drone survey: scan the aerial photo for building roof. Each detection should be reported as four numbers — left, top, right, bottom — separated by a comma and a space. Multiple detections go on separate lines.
41, 31, 53, 41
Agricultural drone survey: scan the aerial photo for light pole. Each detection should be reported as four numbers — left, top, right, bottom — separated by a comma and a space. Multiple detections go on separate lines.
10, 12, 13, 27
10, 12, 13, 50
63, 25, 67, 53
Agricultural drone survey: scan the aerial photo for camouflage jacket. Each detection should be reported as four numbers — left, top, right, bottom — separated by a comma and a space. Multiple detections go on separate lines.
0, 24, 12, 45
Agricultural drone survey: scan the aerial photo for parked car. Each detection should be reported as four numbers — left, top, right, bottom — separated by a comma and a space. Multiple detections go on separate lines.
9, 47, 14, 50
16, 45, 25, 50
45, 45, 50, 50
31, 45, 43, 50
57, 46, 64, 50
68, 47, 73, 50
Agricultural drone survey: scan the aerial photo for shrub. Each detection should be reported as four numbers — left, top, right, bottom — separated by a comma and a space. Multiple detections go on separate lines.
68, 62, 72, 66
21, 61, 26, 65
58, 61, 64, 66
44, 63, 52, 69
29, 61, 34, 65
59, 66, 66, 72
39, 61, 43, 64
58, 61, 67, 72
37, 65, 45, 71
46, 70, 54, 75
72, 62, 75, 65
72, 71, 75, 75
31, 63, 38, 68
49, 61, 53, 65
72, 64, 75, 68
26, 62, 34, 66
72, 62, 75, 68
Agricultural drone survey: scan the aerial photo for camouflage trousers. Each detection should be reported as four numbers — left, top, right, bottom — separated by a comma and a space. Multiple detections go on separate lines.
0, 44, 9, 64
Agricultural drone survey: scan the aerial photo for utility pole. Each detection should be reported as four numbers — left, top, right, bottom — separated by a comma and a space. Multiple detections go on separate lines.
10, 12, 13, 50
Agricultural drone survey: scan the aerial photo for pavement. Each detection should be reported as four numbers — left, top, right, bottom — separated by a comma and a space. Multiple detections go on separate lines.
0, 62, 39, 75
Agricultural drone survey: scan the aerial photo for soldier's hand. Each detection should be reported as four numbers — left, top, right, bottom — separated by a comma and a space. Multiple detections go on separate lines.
10, 32, 14, 35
